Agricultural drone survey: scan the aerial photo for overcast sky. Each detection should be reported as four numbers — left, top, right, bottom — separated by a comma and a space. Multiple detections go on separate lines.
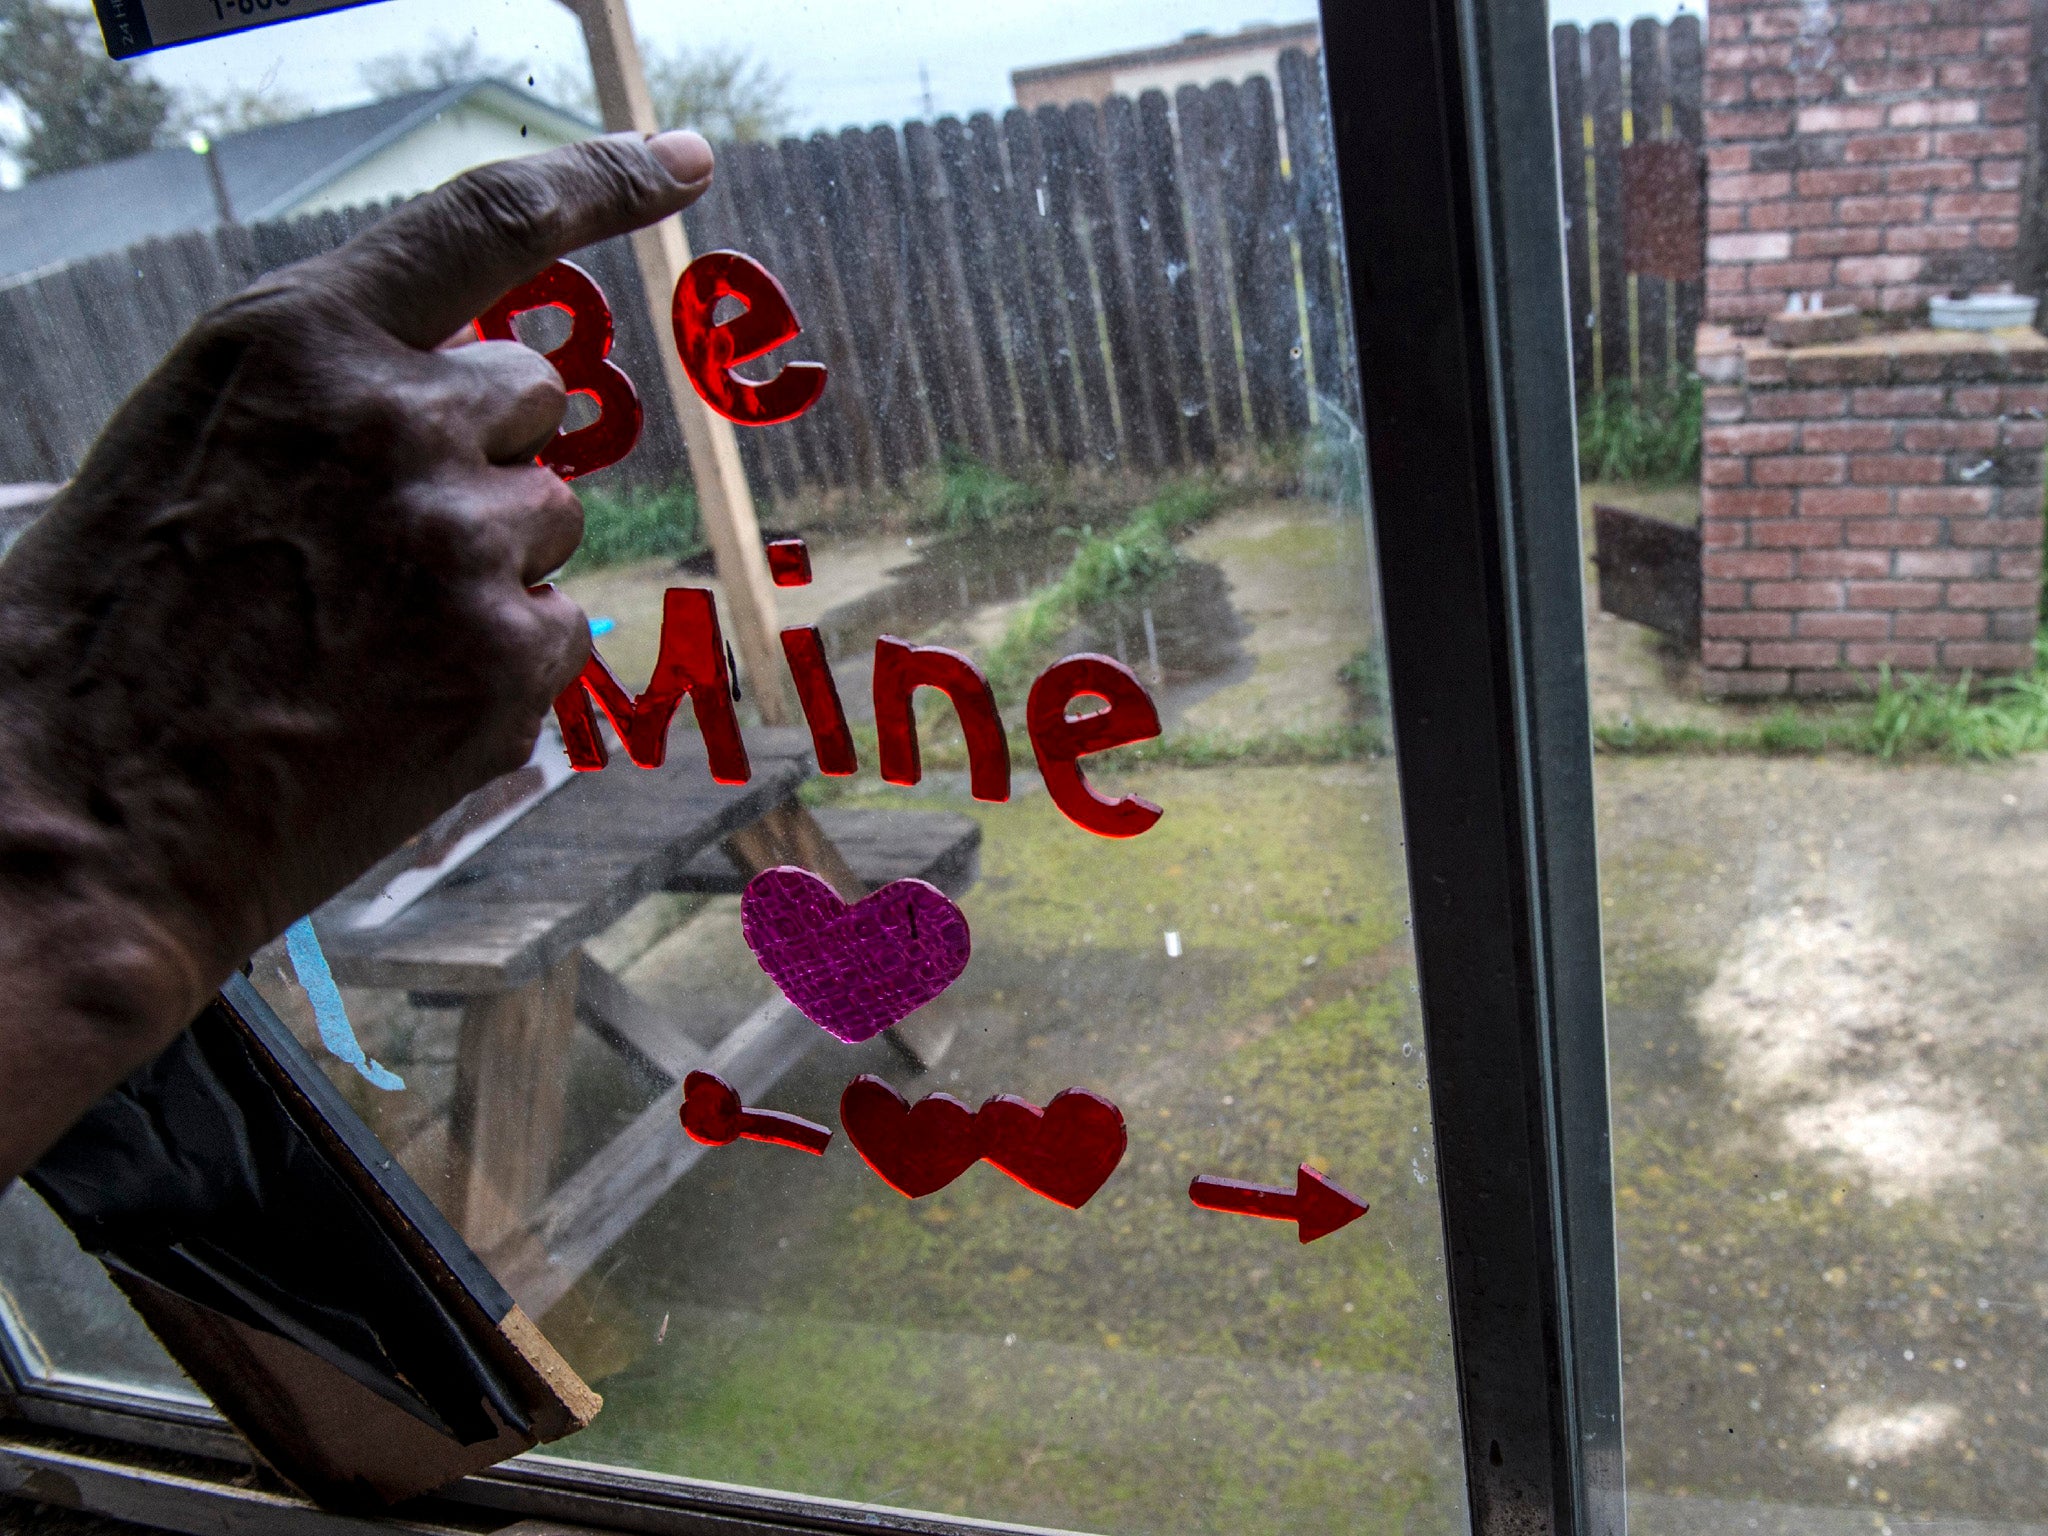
135, 0, 1698, 138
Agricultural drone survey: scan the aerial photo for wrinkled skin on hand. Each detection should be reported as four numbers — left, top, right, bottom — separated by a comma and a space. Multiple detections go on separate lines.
0, 130, 715, 1182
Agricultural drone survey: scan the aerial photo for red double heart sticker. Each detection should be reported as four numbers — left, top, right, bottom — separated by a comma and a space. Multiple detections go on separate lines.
839, 1076, 1128, 1208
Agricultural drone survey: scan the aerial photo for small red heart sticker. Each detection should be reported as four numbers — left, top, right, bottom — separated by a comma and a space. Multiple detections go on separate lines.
977, 1090, 1127, 1209
839, 1075, 982, 1198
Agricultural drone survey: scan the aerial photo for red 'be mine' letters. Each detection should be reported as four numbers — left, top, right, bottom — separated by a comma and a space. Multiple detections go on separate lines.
477, 250, 828, 476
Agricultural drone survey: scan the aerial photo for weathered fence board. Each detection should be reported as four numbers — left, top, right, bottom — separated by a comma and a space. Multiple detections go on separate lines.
1666, 14, 1707, 376
1035, 104, 1119, 465
1002, 109, 1086, 469
1105, 93, 1181, 468
0, 34, 1699, 497
1277, 49, 1346, 422
1630, 17, 1672, 385
1175, 83, 1246, 446
1553, 16, 1707, 395
1065, 100, 1154, 472
1555, 25, 1597, 401
1140, 90, 1214, 463
1589, 23, 1630, 393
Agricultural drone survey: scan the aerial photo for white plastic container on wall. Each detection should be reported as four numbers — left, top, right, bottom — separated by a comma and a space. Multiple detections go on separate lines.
1929, 291, 2042, 331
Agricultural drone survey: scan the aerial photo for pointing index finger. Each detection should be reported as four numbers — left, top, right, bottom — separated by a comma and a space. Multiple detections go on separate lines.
314, 131, 714, 350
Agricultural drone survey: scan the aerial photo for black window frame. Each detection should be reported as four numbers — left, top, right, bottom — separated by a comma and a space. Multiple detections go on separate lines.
0, 0, 1624, 1529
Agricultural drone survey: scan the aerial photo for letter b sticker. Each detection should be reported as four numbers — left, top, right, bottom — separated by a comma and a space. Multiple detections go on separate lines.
671, 251, 828, 426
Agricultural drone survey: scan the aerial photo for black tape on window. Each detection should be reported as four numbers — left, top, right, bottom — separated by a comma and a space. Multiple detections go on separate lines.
26, 988, 531, 1446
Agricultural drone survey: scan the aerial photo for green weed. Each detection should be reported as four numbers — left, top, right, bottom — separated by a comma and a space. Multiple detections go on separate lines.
1595, 635, 2048, 762
1578, 377, 1702, 485
1099, 723, 1385, 767
913, 448, 1045, 534
1594, 711, 1849, 757
986, 479, 1231, 696
1338, 647, 1388, 713
1868, 643, 2048, 761
567, 482, 702, 572
796, 724, 1379, 810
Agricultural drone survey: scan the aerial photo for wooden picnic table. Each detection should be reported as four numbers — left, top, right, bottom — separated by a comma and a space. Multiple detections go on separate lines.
315, 726, 979, 1315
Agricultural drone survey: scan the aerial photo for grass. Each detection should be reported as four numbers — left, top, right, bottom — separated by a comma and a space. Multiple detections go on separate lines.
1595, 635, 2048, 762
1338, 648, 1388, 716
565, 482, 703, 573
986, 479, 1232, 697
1867, 649, 2048, 759
911, 448, 1046, 534
1579, 377, 1703, 485
797, 724, 1383, 814
1097, 724, 1385, 768
1595, 710, 1871, 758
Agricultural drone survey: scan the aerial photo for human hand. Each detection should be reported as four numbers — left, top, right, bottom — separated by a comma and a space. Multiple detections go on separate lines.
0, 130, 714, 1180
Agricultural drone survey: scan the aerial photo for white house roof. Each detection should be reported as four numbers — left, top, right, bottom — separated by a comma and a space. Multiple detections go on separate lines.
0, 79, 594, 282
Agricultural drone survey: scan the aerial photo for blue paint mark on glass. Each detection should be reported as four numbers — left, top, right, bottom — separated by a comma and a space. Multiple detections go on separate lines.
285, 916, 405, 1091
590, 616, 616, 637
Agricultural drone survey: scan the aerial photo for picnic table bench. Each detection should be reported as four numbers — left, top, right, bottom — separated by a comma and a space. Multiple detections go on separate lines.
315, 727, 979, 1316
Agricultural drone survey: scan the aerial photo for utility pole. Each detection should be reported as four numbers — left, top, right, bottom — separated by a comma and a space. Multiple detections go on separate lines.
555, 0, 789, 725
188, 132, 236, 227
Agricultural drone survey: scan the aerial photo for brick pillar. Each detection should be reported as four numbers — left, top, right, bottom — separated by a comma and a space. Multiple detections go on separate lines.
1705, 0, 2035, 331
1698, 326, 2047, 695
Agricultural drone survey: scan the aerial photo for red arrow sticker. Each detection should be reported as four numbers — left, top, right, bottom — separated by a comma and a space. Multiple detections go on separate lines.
1188, 1163, 1369, 1244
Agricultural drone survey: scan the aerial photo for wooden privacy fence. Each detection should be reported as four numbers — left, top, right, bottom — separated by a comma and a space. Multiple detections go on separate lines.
0, 49, 1352, 500
0, 29, 1708, 497
1553, 15, 1707, 400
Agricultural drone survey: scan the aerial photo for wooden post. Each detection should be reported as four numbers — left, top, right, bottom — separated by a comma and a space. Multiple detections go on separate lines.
449, 953, 583, 1250
557, 0, 788, 724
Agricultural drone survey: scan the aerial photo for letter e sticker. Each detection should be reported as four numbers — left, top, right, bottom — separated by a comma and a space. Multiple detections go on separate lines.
671, 251, 828, 426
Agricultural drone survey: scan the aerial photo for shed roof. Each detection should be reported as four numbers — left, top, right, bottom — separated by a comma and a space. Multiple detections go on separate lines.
1010, 20, 1321, 90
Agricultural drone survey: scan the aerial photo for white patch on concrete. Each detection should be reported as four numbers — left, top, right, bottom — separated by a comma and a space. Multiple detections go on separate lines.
1782, 1075, 1999, 1203
1694, 898, 1998, 1201
1820, 1400, 1959, 1463
1694, 903, 1920, 1097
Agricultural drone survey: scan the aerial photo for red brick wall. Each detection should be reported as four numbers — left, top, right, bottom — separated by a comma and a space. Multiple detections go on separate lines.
1705, 0, 2035, 329
1697, 326, 2047, 694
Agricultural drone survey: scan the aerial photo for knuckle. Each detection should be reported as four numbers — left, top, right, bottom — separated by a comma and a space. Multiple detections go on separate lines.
573, 135, 674, 218
483, 340, 568, 403
450, 160, 571, 262
176, 282, 318, 372
450, 134, 669, 257
486, 586, 586, 696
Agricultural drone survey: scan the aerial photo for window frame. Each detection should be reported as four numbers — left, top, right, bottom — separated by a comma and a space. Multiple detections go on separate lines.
0, 0, 1624, 1529
1323, 0, 1624, 1530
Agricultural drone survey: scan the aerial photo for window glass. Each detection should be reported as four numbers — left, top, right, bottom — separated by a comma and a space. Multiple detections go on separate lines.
0, 1183, 202, 1406
1556, 7, 2048, 1529
0, 5, 1469, 1531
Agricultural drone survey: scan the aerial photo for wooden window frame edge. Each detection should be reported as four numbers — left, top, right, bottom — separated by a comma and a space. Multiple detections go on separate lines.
0, 1370, 1084, 1536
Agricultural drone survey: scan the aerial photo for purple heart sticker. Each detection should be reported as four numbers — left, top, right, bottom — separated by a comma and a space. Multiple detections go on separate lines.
740, 867, 971, 1043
